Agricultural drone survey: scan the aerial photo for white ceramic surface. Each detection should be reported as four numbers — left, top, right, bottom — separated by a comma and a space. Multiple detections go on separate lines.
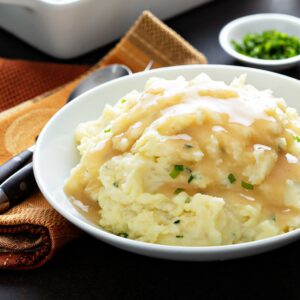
34, 65, 300, 261
219, 14, 300, 71
0, 0, 211, 59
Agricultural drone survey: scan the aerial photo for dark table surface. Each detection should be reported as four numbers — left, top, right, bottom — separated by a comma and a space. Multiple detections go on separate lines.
1, 0, 300, 299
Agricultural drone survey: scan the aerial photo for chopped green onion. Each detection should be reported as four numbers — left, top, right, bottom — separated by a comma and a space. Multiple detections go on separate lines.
184, 144, 193, 149
113, 182, 119, 188
271, 214, 276, 222
294, 136, 300, 142
170, 165, 184, 179
185, 197, 191, 203
175, 165, 184, 171
241, 181, 254, 190
188, 174, 195, 183
228, 173, 236, 184
120, 98, 127, 103
185, 167, 192, 173
176, 235, 184, 238
104, 128, 111, 133
231, 30, 300, 60
174, 219, 181, 224
174, 188, 184, 194
118, 232, 128, 238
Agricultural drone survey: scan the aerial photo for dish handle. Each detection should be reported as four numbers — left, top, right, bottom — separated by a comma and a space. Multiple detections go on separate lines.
0, 0, 36, 8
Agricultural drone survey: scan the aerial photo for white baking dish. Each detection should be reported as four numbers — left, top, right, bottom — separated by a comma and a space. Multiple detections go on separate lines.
0, 0, 211, 59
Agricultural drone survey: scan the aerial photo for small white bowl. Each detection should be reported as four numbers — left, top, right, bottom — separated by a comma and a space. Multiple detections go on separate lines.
219, 14, 300, 71
34, 65, 300, 261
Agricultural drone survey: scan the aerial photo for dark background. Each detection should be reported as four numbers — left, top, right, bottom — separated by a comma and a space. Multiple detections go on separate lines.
1, 0, 300, 299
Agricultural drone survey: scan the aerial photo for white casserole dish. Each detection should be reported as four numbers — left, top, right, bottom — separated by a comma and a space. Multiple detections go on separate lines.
0, 0, 211, 59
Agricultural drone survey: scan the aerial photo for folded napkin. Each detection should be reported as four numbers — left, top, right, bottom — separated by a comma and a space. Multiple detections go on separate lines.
0, 11, 207, 270
0, 60, 89, 112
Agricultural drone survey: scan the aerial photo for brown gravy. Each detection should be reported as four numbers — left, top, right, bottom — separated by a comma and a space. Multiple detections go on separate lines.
65, 77, 300, 231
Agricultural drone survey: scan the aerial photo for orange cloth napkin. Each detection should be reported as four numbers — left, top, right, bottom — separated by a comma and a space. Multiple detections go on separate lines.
0, 11, 207, 270
0, 60, 89, 112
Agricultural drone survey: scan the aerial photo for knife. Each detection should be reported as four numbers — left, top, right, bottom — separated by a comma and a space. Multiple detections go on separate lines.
0, 162, 37, 212
0, 145, 35, 184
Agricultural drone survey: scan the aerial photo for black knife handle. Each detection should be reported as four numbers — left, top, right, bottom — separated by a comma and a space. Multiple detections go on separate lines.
0, 149, 33, 184
0, 162, 37, 208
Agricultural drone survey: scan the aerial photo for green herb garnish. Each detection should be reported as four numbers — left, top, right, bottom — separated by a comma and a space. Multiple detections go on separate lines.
185, 167, 192, 173
294, 136, 300, 142
176, 235, 184, 238
120, 98, 127, 103
188, 174, 195, 183
104, 128, 111, 133
118, 232, 128, 238
174, 220, 181, 224
231, 30, 300, 60
174, 188, 185, 194
241, 181, 254, 190
185, 197, 191, 203
184, 144, 193, 149
113, 182, 119, 188
228, 173, 236, 184
271, 214, 276, 222
170, 165, 184, 179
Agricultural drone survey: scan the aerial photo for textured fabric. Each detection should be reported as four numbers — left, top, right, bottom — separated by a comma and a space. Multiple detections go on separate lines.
0, 59, 89, 112
0, 11, 207, 270
102, 11, 207, 70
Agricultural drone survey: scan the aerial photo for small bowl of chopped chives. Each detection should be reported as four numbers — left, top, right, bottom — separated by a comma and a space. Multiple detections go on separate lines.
219, 14, 300, 71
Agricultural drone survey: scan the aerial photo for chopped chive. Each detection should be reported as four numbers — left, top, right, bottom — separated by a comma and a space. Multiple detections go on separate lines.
185, 167, 192, 173
118, 232, 128, 238
113, 182, 119, 188
271, 214, 276, 222
231, 30, 300, 60
294, 136, 300, 142
120, 98, 127, 103
174, 219, 181, 224
184, 144, 193, 149
169, 165, 184, 179
104, 128, 111, 133
241, 181, 254, 190
228, 173, 236, 184
188, 174, 195, 183
176, 235, 184, 238
185, 197, 191, 203
174, 188, 184, 194
175, 165, 184, 171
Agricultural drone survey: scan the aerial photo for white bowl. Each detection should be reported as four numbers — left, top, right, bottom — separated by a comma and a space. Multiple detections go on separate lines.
219, 14, 300, 71
34, 65, 300, 261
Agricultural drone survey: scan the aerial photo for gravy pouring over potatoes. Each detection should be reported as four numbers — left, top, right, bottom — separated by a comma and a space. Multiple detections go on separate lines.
64, 73, 300, 246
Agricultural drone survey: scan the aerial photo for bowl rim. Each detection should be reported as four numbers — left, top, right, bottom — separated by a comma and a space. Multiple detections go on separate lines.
219, 13, 300, 66
33, 64, 300, 254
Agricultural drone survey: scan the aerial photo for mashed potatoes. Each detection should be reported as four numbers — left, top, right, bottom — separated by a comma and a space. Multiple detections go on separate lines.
64, 73, 300, 246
